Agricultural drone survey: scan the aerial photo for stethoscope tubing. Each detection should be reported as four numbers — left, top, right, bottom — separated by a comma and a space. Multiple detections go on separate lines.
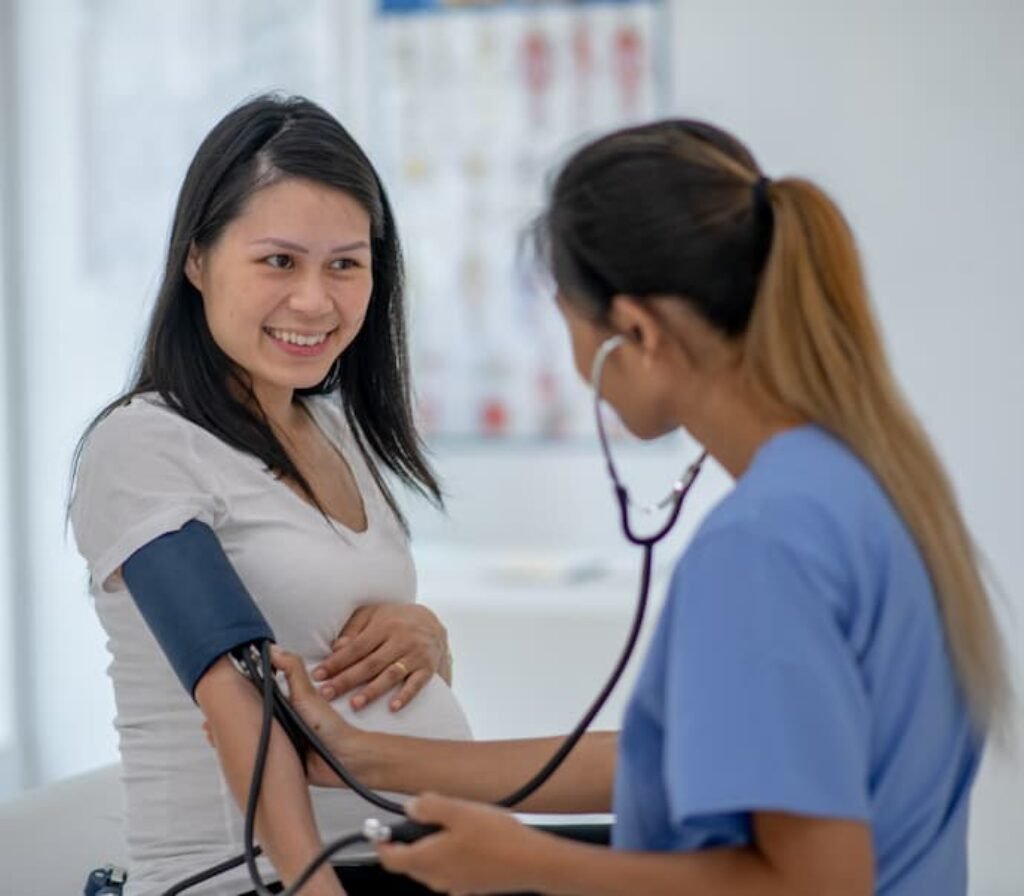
167, 332, 707, 894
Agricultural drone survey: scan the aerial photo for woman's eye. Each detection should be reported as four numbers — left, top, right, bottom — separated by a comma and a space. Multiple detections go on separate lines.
265, 254, 293, 270
330, 258, 360, 271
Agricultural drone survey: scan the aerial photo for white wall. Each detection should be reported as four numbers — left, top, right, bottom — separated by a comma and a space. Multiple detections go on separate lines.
13, 1, 122, 782
0, 0, 21, 787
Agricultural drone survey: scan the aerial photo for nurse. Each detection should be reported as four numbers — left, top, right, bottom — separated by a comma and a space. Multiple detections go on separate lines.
271, 118, 1009, 895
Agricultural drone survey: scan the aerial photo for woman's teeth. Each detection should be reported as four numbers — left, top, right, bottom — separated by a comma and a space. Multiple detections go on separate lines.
265, 327, 330, 347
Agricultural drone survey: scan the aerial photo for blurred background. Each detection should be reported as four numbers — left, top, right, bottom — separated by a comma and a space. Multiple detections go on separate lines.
0, 0, 1021, 892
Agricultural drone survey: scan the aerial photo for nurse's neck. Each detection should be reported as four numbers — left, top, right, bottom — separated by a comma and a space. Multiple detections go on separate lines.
634, 295, 805, 480
679, 370, 805, 481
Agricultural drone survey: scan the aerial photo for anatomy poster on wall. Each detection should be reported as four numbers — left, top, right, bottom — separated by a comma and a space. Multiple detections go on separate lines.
373, 0, 668, 440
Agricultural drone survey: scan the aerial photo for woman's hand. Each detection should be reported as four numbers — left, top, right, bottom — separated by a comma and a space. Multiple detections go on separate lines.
377, 793, 554, 896
312, 603, 451, 712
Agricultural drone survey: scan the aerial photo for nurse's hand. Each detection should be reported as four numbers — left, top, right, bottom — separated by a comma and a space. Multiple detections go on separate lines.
270, 646, 376, 789
312, 603, 451, 712
199, 648, 372, 789
377, 793, 549, 896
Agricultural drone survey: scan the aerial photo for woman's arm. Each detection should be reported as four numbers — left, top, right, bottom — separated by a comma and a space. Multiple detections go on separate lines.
196, 657, 344, 896
378, 795, 874, 896
275, 646, 615, 813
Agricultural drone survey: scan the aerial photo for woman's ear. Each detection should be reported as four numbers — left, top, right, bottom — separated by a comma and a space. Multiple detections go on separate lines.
184, 242, 204, 291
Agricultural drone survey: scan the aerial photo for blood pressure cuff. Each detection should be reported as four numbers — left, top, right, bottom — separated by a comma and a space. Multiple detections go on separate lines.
121, 520, 274, 698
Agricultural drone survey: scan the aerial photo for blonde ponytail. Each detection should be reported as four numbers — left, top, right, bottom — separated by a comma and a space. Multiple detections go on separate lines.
745, 177, 1010, 731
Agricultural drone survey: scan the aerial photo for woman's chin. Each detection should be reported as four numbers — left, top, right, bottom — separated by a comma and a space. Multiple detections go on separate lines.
266, 368, 334, 393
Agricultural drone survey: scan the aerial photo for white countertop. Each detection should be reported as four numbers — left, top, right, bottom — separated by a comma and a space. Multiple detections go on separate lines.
411, 542, 674, 615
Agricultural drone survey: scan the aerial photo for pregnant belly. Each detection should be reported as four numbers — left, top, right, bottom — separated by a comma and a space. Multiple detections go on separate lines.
309, 672, 473, 849
317, 665, 473, 741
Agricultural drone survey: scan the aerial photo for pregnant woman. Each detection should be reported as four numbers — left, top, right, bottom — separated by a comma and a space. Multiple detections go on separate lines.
70, 93, 470, 896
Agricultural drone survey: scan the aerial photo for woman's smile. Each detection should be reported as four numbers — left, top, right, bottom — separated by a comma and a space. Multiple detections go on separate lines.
263, 325, 339, 358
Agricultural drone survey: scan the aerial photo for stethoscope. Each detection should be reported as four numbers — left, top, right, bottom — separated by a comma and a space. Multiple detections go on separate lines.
164, 333, 707, 896
592, 334, 708, 548
588, 331, 708, 697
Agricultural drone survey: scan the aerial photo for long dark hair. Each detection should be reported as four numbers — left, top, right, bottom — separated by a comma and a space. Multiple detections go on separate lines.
72, 93, 440, 526
534, 119, 1009, 729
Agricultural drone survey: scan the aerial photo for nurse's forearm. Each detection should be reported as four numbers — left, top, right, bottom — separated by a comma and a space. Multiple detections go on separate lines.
518, 812, 872, 896
359, 730, 616, 813
197, 658, 344, 896
527, 839, 788, 896
522, 838, 865, 896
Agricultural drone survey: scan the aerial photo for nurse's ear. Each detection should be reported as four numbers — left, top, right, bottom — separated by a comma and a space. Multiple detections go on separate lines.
608, 293, 694, 372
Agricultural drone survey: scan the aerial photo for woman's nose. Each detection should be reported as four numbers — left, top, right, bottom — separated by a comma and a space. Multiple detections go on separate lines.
287, 274, 333, 315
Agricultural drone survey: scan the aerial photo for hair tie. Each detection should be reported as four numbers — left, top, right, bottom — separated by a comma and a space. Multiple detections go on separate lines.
753, 175, 772, 214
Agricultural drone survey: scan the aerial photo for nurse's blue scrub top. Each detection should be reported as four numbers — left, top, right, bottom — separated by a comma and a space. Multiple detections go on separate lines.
613, 425, 982, 894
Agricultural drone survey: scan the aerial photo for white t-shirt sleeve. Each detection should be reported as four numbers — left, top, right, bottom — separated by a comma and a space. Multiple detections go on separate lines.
70, 399, 226, 592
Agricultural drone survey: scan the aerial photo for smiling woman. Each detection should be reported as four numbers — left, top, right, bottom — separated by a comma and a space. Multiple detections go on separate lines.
66, 94, 466, 896
186, 180, 375, 402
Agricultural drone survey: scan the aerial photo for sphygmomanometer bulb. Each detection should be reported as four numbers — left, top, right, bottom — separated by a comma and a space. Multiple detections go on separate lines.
362, 817, 441, 844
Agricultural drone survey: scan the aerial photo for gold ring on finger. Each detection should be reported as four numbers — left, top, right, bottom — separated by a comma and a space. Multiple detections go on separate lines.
392, 660, 410, 677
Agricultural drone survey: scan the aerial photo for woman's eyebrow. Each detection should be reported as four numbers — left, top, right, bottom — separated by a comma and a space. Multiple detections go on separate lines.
330, 240, 371, 253
249, 237, 371, 253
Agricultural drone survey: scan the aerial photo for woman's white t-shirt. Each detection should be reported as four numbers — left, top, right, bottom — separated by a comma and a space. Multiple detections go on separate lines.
70, 393, 472, 896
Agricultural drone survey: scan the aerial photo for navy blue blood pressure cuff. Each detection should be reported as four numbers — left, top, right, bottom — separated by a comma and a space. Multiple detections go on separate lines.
121, 520, 274, 697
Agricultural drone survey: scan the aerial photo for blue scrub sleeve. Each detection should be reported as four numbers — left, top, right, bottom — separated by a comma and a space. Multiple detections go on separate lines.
662, 522, 871, 826
121, 520, 274, 697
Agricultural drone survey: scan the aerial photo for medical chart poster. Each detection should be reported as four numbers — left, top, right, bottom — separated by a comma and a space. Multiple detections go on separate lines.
373, 0, 669, 440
